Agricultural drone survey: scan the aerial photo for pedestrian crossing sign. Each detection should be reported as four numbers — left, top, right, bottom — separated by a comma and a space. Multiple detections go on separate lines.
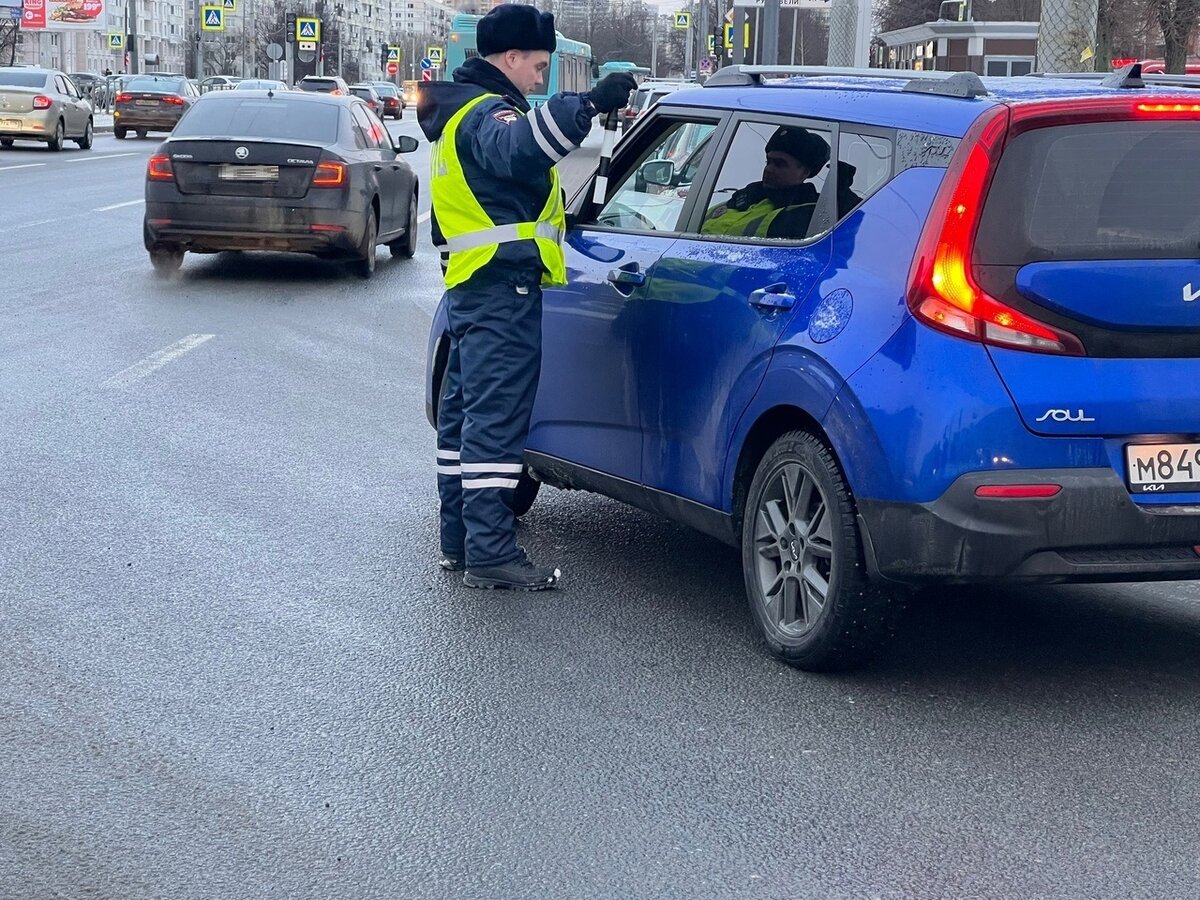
296, 17, 320, 42
387, 45, 400, 62
708, 34, 716, 52
724, 22, 750, 49
427, 46, 443, 63
108, 32, 123, 50
201, 6, 224, 31
221, 0, 236, 10
674, 11, 690, 29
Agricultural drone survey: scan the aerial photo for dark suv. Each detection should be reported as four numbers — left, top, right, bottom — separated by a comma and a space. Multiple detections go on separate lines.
427, 63, 1200, 671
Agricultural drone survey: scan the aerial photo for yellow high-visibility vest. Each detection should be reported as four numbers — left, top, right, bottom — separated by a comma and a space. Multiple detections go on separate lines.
431, 92, 567, 288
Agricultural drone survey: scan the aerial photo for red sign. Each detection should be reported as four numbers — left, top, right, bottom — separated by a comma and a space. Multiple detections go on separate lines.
1111, 57, 1137, 68
386, 61, 398, 75
421, 70, 432, 81
23, 0, 46, 29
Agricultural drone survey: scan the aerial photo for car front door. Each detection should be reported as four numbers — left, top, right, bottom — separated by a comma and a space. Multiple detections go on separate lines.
527, 112, 725, 484
54, 75, 83, 135
636, 114, 838, 510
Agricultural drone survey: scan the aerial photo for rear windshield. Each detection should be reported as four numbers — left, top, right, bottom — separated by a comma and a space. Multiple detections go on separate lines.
349, 88, 371, 97
300, 79, 338, 91
126, 76, 185, 92
977, 120, 1200, 262
173, 97, 342, 143
0, 71, 48, 88
375, 85, 397, 96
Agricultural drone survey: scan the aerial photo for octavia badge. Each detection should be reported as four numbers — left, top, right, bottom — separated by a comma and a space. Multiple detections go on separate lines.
234, 146, 250, 160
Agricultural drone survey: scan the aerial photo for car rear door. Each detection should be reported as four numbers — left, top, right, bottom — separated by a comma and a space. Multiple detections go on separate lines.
635, 113, 835, 510
350, 103, 400, 233
973, 103, 1200, 499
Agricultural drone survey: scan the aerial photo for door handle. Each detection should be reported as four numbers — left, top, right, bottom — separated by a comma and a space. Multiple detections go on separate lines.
373, 164, 384, 172
749, 282, 796, 311
606, 263, 646, 287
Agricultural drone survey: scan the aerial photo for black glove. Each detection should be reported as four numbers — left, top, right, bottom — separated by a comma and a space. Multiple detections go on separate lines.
586, 73, 638, 116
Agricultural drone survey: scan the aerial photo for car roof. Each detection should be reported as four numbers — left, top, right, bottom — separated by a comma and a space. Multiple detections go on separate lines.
199, 89, 358, 107
665, 68, 1200, 138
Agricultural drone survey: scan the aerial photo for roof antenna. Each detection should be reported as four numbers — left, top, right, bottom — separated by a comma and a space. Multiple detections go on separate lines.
1102, 62, 1144, 89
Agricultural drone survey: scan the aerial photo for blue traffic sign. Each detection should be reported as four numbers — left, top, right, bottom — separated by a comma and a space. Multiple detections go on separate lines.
419, 57, 433, 70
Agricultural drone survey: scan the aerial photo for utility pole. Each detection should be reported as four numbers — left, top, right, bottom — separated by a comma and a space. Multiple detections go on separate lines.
650, 12, 658, 76
128, 0, 139, 73
684, 5, 693, 78
732, 3, 747, 66
760, 0, 779, 65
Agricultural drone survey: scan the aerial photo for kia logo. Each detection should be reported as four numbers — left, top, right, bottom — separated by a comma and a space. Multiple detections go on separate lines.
234, 146, 249, 160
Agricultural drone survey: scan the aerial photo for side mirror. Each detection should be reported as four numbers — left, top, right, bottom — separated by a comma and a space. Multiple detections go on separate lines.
395, 134, 420, 153
639, 158, 675, 187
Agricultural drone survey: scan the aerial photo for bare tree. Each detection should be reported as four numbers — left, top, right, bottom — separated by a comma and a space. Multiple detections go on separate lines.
1156, 0, 1200, 71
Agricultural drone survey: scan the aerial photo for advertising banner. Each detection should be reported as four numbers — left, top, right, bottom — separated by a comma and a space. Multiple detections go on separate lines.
22, 0, 105, 30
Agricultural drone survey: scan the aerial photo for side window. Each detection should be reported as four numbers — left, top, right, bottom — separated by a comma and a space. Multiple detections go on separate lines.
351, 105, 384, 149
835, 131, 893, 219
55, 76, 71, 96
593, 119, 719, 233
699, 120, 832, 242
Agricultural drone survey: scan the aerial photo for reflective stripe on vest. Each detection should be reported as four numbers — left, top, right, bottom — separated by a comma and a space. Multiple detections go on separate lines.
430, 92, 567, 288
701, 197, 815, 239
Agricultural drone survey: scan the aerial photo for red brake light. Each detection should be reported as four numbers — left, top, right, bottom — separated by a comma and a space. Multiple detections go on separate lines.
147, 154, 174, 182
312, 160, 347, 187
32, 94, 52, 110
1136, 101, 1200, 116
907, 106, 1085, 357
114, 92, 131, 103
162, 95, 185, 106
975, 484, 1062, 499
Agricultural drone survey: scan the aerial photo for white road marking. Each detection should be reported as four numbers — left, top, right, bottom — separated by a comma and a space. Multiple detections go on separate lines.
0, 163, 46, 172
0, 217, 66, 234
103, 334, 216, 389
417, 211, 430, 224
65, 152, 139, 163
93, 199, 144, 211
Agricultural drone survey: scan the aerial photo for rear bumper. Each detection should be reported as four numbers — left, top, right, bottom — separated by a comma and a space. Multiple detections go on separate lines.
144, 197, 365, 254
114, 109, 182, 130
0, 110, 54, 138
858, 468, 1200, 584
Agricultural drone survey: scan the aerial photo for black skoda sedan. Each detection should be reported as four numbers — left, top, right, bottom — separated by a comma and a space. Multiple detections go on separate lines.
143, 90, 420, 278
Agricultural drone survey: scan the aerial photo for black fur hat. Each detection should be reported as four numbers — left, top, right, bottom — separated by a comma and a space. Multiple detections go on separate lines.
477, 4, 557, 57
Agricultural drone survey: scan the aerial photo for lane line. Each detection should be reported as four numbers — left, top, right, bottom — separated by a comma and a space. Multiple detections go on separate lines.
0, 163, 46, 172
94, 199, 144, 211
417, 211, 430, 224
103, 334, 216, 389
0, 217, 67, 234
65, 152, 140, 163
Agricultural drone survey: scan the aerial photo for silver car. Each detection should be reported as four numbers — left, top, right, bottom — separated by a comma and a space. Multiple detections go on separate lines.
0, 67, 94, 151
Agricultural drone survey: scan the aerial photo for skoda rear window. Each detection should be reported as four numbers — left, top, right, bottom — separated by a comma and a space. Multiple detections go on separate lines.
976, 121, 1200, 262
174, 98, 341, 143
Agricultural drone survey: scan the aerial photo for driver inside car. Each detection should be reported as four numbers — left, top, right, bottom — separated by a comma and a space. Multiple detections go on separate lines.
701, 125, 830, 240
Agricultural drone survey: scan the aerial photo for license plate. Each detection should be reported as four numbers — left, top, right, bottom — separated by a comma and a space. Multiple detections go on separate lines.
1125, 442, 1200, 493
0, 118, 19, 129
136, 99, 157, 106
218, 164, 279, 181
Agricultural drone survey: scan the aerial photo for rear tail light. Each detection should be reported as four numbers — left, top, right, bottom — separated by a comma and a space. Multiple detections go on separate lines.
906, 106, 1085, 357
114, 92, 131, 103
32, 95, 52, 110
975, 484, 1062, 499
310, 224, 345, 233
147, 154, 174, 182
1136, 102, 1200, 115
312, 160, 347, 187
162, 95, 185, 106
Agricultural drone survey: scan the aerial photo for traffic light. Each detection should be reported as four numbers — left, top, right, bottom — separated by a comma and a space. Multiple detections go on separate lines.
381, 43, 388, 68
285, 12, 296, 43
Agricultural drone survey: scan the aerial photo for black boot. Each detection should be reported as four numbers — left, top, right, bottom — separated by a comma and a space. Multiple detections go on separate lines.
463, 557, 561, 591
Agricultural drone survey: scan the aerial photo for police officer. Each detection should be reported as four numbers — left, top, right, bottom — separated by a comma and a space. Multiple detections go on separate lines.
702, 126, 830, 240
419, 4, 636, 591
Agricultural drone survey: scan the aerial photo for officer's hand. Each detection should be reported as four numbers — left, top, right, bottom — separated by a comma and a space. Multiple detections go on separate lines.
586, 73, 638, 115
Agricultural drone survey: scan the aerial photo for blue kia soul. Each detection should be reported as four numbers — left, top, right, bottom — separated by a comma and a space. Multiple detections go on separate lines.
427, 65, 1200, 670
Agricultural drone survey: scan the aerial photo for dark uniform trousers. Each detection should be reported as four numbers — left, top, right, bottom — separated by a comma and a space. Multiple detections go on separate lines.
436, 279, 543, 568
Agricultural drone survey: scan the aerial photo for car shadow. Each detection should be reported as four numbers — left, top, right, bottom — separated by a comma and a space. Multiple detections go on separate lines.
178, 250, 368, 284
520, 490, 1200, 686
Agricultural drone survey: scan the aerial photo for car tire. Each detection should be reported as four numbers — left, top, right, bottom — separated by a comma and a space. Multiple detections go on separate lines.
350, 210, 377, 279
76, 118, 93, 150
136, 128, 148, 139
388, 192, 419, 259
149, 246, 185, 277
115, 128, 127, 140
740, 430, 893, 672
511, 471, 541, 518
47, 120, 64, 152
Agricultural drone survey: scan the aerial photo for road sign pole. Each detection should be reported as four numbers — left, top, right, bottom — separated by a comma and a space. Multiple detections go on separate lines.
684, 15, 693, 77
732, 5, 746, 65
698, 0, 708, 78
761, 0, 780, 65
129, 0, 139, 73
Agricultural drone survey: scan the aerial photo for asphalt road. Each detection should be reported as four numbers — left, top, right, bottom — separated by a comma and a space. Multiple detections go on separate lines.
3, 120, 1200, 900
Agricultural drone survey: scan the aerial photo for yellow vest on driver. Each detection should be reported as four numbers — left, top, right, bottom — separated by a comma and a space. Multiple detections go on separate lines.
430, 92, 567, 289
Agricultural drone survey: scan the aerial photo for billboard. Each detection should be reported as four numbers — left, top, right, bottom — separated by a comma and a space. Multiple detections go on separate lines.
21, 0, 106, 30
